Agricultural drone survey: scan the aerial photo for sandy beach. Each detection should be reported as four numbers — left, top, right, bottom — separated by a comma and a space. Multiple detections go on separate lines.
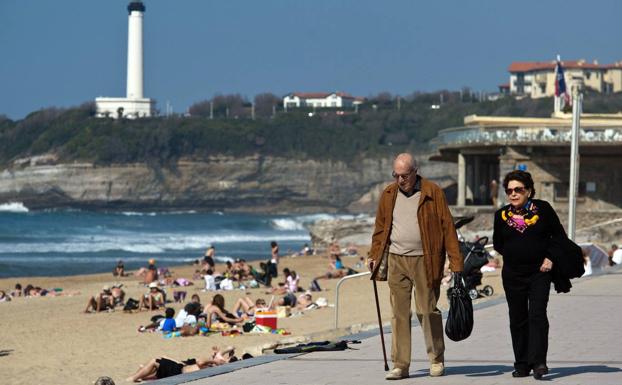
0, 249, 504, 385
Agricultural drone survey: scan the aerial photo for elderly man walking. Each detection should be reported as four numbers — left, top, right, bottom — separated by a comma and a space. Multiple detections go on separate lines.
368, 153, 463, 380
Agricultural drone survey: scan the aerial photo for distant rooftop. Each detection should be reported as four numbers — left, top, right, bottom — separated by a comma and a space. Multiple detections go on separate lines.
508, 60, 622, 73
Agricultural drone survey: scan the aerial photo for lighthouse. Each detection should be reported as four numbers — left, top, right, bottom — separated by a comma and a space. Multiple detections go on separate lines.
95, 1, 155, 119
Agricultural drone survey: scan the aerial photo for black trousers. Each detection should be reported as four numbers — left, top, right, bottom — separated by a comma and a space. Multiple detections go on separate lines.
502, 267, 551, 371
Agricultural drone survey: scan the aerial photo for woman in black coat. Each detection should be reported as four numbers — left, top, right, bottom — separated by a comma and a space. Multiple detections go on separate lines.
493, 170, 566, 380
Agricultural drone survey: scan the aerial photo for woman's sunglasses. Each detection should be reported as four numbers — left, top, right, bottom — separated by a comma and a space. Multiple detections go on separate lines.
505, 186, 527, 195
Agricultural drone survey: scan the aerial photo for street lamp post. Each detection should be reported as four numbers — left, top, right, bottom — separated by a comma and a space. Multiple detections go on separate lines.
567, 89, 582, 240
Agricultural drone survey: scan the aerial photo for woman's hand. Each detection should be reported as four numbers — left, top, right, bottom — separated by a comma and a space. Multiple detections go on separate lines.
540, 258, 553, 272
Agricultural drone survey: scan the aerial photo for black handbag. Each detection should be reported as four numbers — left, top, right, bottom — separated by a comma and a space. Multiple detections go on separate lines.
445, 274, 474, 341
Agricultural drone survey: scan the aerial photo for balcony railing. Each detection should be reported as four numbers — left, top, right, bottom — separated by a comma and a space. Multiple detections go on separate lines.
434, 125, 622, 148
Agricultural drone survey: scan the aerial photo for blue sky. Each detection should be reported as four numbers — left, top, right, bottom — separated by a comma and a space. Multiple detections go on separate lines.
1, 0, 620, 119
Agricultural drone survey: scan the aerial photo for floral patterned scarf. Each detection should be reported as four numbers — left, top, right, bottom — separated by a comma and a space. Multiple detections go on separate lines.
501, 200, 540, 233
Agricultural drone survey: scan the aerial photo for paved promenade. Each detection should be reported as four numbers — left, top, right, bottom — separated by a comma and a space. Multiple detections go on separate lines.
156, 268, 622, 385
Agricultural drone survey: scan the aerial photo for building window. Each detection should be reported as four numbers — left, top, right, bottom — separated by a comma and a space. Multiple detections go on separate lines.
554, 182, 586, 200
585, 71, 591, 80
539, 83, 546, 93
604, 82, 613, 94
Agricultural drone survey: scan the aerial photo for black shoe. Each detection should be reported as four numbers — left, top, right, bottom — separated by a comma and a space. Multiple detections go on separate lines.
533, 365, 548, 380
511, 369, 530, 378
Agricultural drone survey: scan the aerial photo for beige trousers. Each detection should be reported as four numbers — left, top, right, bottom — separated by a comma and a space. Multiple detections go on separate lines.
388, 252, 444, 370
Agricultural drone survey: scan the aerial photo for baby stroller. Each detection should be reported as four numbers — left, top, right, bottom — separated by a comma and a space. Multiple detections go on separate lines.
448, 216, 494, 301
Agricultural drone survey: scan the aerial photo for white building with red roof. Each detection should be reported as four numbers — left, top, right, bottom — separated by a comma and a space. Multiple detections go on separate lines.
508, 59, 622, 98
283, 92, 361, 109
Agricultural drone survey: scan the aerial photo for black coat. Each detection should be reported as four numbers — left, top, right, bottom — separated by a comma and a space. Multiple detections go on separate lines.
547, 233, 585, 293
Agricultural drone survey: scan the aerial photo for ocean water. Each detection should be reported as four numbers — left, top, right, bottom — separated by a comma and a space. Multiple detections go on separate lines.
0, 202, 352, 278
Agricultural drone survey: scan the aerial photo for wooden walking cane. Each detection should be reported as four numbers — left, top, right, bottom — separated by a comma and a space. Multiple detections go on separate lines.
373, 279, 390, 371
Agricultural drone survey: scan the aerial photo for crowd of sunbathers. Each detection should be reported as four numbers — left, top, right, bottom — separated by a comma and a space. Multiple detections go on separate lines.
0, 283, 80, 302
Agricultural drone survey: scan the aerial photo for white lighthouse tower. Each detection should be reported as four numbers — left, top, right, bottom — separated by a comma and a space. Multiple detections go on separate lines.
95, 1, 155, 119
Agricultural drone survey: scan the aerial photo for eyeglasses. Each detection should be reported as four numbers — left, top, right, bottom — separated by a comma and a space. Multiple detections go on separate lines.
392, 169, 415, 180
505, 186, 527, 195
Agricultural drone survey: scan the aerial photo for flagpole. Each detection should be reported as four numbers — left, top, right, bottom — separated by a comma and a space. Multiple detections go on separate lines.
553, 54, 561, 116
568, 87, 582, 240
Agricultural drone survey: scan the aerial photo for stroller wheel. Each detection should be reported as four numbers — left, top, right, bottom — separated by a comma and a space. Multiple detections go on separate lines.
482, 285, 494, 296
468, 289, 479, 301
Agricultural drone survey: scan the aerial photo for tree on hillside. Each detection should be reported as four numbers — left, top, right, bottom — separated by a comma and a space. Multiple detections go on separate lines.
254, 93, 281, 118
188, 100, 211, 117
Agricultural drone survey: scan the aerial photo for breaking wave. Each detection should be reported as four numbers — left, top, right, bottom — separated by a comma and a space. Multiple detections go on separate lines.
0, 202, 29, 213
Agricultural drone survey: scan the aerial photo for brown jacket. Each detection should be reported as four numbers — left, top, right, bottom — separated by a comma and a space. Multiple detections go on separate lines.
369, 176, 463, 287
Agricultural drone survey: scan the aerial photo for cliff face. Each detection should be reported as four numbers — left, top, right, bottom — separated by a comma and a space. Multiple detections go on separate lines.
0, 155, 456, 212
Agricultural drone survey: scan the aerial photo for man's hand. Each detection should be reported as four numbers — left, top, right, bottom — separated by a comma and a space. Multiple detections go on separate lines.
367, 258, 375, 272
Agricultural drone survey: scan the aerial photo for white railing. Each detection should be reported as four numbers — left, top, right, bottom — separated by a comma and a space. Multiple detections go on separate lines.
334, 271, 371, 329
435, 125, 622, 147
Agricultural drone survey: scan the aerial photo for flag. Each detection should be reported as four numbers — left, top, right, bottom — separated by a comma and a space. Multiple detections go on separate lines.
555, 60, 571, 107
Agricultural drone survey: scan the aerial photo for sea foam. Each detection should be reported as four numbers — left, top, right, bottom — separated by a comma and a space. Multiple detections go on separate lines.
0, 202, 29, 213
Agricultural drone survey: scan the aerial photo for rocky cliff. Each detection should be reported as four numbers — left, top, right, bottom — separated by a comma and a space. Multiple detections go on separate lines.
0, 154, 457, 212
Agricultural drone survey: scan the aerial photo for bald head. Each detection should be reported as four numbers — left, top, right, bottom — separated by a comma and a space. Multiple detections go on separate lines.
392, 153, 418, 193
394, 153, 418, 171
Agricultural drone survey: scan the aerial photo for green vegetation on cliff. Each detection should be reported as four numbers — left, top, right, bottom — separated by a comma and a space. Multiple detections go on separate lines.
1, 91, 621, 166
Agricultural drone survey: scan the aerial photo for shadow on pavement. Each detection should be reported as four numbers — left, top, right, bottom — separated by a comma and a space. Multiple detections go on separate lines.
409, 364, 513, 378
545, 365, 622, 380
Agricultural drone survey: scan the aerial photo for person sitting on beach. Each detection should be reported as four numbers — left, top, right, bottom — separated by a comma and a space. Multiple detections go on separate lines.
232, 259, 251, 281
203, 269, 216, 291
85, 286, 115, 313
232, 296, 267, 317
138, 282, 166, 311
224, 261, 234, 276
297, 243, 313, 256
190, 293, 201, 304
219, 274, 235, 290
175, 302, 202, 329
134, 259, 159, 284
286, 269, 300, 292
110, 284, 125, 306
10, 283, 22, 298
205, 294, 245, 327
113, 259, 126, 277
266, 268, 299, 294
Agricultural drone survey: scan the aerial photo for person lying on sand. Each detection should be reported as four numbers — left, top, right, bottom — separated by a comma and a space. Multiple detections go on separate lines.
309, 255, 358, 291
126, 346, 249, 382
295, 293, 317, 310
138, 307, 176, 333
11, 283, 22, 298
0, 290, 11, 302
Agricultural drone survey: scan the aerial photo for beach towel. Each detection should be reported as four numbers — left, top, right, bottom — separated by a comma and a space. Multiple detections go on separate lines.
274, 340, 359, 354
